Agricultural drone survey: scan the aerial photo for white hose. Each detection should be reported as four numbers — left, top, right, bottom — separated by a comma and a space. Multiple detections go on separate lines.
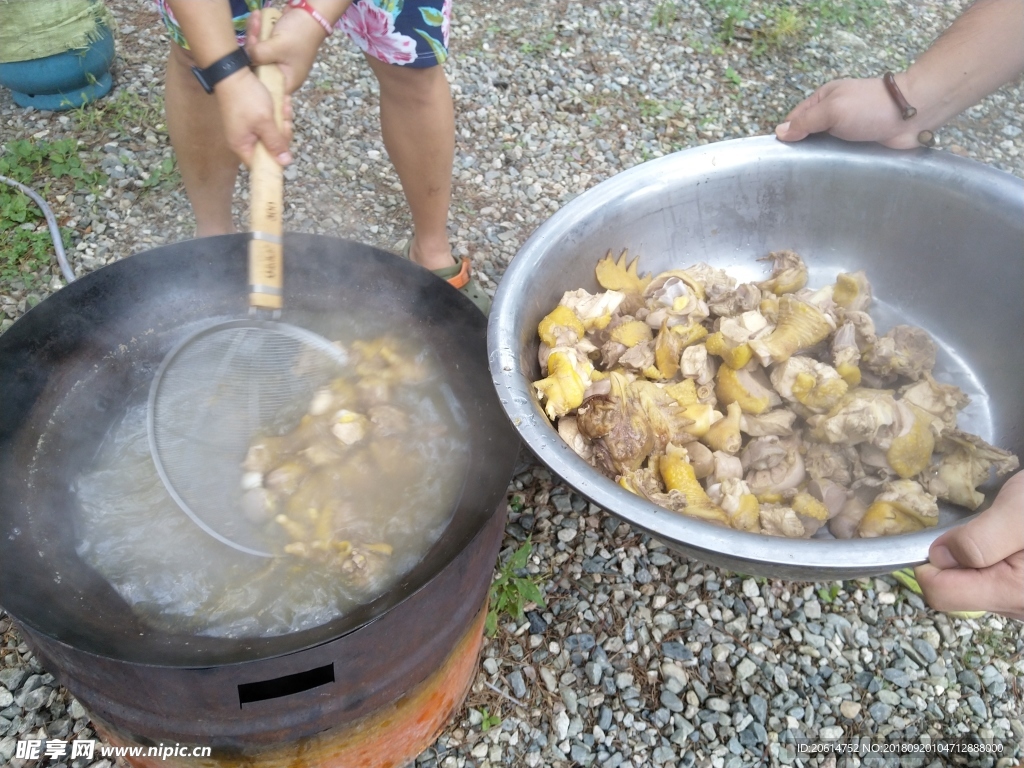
0, 174, 76, 284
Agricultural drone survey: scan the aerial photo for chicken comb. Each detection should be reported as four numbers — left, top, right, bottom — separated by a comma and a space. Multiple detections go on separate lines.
595, 249, 652, 294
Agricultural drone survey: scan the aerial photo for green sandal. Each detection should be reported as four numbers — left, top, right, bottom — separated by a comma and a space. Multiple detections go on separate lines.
401, 239, 491, 315
891, 568, 987, 620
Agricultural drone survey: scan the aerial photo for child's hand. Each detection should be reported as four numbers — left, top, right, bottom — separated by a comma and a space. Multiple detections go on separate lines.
246, 8, 327, 95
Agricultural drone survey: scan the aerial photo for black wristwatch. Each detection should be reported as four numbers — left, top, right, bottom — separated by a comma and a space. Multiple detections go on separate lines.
191, 48, 252, 94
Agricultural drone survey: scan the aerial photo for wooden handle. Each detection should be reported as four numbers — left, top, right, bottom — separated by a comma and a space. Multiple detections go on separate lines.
248, 7, 285, 311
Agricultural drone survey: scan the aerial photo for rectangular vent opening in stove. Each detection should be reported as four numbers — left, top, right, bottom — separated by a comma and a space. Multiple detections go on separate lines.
238, 663, 335, 707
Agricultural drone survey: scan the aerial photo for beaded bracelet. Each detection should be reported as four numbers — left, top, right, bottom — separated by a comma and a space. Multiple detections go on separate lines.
287, 0, 334, 36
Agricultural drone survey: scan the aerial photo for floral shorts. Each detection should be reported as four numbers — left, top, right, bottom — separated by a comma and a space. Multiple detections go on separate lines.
155, 0, 450, 67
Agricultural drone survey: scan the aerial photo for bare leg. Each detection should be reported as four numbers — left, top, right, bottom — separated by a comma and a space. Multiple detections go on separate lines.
164, 43, 240, 236
365, 56, 456, 270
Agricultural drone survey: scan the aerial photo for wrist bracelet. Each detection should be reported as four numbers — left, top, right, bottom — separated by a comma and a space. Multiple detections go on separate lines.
191, 48, 251, 94
882, 71, 916, 120
287, 0, 334, 36
882, 71, 937, 146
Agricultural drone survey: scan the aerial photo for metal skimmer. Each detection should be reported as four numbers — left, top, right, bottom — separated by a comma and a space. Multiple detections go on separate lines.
147, 9, 343, 555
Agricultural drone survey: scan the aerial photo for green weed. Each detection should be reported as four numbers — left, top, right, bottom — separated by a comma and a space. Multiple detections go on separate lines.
752, 6, 806, 53
651, 0, 680, 28
724, 66, 742, 86
519, 31, 557, 56
72, 88, 166, 137
0, 139, 102, 288
477, 707, 502, 731
639, 98, 663, 118
704, 0, 750, 43
142, 155, 179, 191
485, 539, 546, 636
817, 583, 842, 604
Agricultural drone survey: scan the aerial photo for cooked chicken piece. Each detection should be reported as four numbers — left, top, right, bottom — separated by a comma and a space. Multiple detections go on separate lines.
844, 309, 878, 348
656, 444, 730, 524
795, 283, 839, 322
534, 347, 595, 420
740, 408, 798, 437
831, 322, 862, 387
707, 283, 763, 318
309, 382, 348, 417
832, 270, 872, 312
804, 441, 860, 486
241, 487, 278, 524
695, 381, 718, 407
808, 389, 905, 447
367, 404, 409, 437
770, 356, 848, 414
576, 372, 655, 475
748, 295, 835, 366
790, 490, 830, 536
631, 378, 701, 454
807, 478, 849, 520
299, 438, 346, 468
601, 317, 654, 370
576, 373, 695, 476
557, 415, 595, 463
703, 401, 743, 454
757, 250, 808, 295
617, 341, 656, 374
538, 304, 586, 349
899, 374, 970, 431
609, 318, 654, 348
922, 429, 1019, 510
558, 288, 626, 332
685, 441, 716, 480
242, 417, 323, 473
759, 292, 779, 324
356, 375, 391, 406
680, 344, 718, 387
716, 364, 781, 415
862, 325, 936, 381
857, 479, 939, 537
885, 404, 937, 478
709, 450, 745, 483
858, 442, 894, 474
617, 466, 664, 498
663, 378, 699, 406
704, 310, 770, 369
331, 410, 370, 446
828, 492, 871, 539
642, 274, 710, 329
759, 504, 806, 538
678, 402, 717, 438
742, 436, 806, 496
678, 262, 737, 301
653, 322, 708, 379
584, 376, 613, 400
707, 477, 761, 532
265, 461, 309, 495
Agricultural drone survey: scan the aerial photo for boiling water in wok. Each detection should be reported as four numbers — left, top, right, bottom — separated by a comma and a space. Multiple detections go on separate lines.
74, 322, 470, 638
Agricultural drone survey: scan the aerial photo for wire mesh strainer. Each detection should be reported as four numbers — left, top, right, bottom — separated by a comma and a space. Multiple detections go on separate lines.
147, 9, 343, 556
148, 320, 347, 556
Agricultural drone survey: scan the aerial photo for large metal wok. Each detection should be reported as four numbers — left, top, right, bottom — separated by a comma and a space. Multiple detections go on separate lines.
489, 134, 1024, 581
0, 234, 519, 744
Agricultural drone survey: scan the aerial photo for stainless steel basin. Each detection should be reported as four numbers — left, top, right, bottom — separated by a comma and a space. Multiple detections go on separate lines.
489, 134, 1024, 580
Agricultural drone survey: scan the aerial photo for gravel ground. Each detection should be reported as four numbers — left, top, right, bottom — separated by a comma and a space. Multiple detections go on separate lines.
1, 0, 1023, 766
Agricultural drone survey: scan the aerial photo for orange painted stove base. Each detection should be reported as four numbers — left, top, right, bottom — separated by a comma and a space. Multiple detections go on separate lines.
93, 603, 487, 768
